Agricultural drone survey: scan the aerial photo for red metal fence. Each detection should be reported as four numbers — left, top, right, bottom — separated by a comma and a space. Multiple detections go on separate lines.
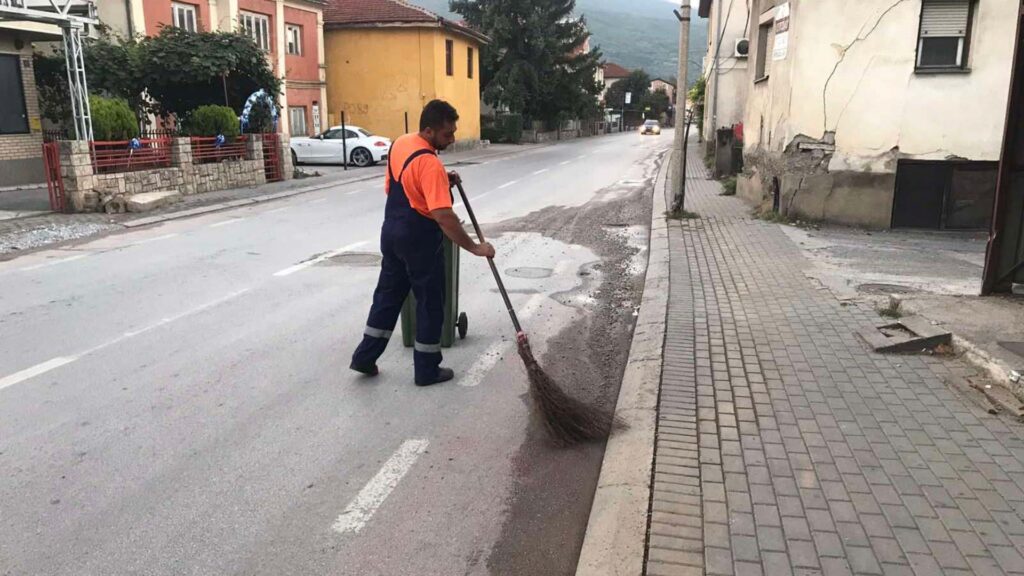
42, 142, 67, 212
191, 135, 248, 165
261, 133, 283, 182
90, 138, 172, 174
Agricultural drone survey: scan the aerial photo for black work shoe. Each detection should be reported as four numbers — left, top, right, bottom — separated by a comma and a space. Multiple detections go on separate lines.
415, 367, 454, 387
350, 362, 379, 376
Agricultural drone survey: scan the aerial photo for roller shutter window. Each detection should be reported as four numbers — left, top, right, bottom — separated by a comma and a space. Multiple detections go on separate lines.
918, 0, 972, 69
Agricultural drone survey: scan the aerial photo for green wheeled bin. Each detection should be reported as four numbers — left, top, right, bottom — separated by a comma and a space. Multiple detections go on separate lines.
400, 235, 469, 348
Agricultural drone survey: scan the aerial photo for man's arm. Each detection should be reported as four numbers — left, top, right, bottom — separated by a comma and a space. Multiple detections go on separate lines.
432, 208, 495, 258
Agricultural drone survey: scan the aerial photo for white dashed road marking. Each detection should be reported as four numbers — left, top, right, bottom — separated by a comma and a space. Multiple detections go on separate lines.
331, 439, 430, 535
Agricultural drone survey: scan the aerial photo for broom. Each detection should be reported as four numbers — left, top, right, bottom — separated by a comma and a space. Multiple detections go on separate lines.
454, 182, 617, 446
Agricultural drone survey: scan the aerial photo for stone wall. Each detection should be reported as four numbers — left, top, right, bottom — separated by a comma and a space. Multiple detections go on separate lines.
57, 136, 286, 213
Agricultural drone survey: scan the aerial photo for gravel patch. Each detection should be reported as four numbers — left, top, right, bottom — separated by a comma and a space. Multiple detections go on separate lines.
0, 222, 119, 254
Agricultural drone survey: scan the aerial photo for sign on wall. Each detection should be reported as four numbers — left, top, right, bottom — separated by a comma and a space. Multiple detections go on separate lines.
312, 103, 321, 135
773, 2, 790, 61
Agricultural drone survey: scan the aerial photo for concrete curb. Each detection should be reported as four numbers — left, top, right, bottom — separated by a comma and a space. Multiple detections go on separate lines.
123, 174, 381, 229
122, 144, 552, 229
952, 335, 1024, 405
575, 149, 672, 575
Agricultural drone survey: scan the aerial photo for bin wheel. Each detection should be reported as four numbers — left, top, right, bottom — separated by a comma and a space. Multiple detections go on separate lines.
457, 312, 468, 340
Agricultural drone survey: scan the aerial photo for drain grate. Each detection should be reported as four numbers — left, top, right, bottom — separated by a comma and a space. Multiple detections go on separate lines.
857, 283, 920, 295
319, 252, 383, 266
999, 341, 1024, 358
505, 267, 553, 279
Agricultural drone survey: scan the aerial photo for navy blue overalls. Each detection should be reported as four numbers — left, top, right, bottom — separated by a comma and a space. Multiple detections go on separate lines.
351, 147, 446, 382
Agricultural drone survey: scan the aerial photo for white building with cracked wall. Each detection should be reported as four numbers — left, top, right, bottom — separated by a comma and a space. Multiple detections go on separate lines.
698, 0, 751, 146
738, 0, 1016, 229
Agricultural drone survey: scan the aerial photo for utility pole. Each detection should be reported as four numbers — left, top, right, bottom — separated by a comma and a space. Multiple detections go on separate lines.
712, 0, 723, 143
672, 0, 691, 211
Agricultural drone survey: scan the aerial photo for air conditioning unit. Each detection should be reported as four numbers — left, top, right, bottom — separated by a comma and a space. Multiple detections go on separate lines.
734, 38, 750, 58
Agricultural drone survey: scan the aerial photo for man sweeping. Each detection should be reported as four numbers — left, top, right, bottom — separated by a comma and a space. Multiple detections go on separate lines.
350, 100, 495, 386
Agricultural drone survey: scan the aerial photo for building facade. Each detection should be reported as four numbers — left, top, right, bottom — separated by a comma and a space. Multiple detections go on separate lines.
94, 0, 328, 137
738, 0, 1015, 229
698, 0, 750, 145
650, 78, 676, 104
0, 20, 61, 187
601, 61, 629, 103
322, 0, 486, 142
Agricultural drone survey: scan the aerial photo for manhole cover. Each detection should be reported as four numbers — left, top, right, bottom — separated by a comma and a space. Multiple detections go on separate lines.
999, 341, 1024, 358
320, 252, 382, 266
505, 267, 553, 279
857, 283, 920, 295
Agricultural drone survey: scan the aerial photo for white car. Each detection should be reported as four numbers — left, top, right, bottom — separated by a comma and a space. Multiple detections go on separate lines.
290, 125, 391, 167
639, 119, 661, 135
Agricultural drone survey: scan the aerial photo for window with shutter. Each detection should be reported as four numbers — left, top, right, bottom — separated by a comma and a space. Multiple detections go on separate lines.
917, 0, 973, 70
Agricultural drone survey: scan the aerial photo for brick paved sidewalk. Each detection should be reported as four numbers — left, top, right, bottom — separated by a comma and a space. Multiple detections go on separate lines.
645, 145, 1024, 575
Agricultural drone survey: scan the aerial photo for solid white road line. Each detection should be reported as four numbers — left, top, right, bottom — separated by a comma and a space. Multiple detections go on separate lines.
92, 288, 252, 350
332, 438, 430, 535
273, 240, 371, 277
459, 341, 507, 389
453, 191, 495, 210
0, 357, 77, 392
0, 288, 251, 393
19, 253, 90, 272
459, 292, 547, 388
210, 218, 244, 228
130, 233, 180, 246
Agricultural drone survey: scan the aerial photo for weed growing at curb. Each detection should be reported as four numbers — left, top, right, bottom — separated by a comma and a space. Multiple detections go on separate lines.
666, 207, 700, 220
877, 298, 903, 319
752, 209, 792, 224
720, 176, 737, 196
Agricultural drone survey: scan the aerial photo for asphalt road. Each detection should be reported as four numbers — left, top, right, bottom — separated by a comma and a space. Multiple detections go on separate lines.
0, 130, 672, 576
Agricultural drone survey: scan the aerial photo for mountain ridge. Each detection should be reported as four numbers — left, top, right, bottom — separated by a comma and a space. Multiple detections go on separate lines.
405, 0, 708, 83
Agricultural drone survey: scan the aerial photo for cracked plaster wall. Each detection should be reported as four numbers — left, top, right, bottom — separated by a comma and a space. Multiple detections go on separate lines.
739, 0, 1016, 227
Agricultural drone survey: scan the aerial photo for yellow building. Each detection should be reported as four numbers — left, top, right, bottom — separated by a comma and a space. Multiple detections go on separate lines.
322, 0, 487, 142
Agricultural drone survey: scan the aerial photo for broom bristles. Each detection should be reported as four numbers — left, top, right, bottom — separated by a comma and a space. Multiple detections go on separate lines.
516, 336, 621, 446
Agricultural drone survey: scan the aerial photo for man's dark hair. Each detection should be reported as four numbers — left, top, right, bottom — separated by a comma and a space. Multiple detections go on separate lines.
420, 100, 459, 131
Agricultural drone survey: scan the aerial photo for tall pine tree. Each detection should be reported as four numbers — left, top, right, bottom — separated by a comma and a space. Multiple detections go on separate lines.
451, 0, 603, 127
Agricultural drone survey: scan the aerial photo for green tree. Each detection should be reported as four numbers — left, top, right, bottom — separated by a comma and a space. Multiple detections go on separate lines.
34, 27, 280, 127
89, 96, 139, 141
138, 27, 280, 118
604, 69, 652, 110
34, 33, 142, 125
33, 52, 72, 125
642, 87, 671, 119
688, 74, 707, 134
451, 0, 603, 127
183, 105, 240, 138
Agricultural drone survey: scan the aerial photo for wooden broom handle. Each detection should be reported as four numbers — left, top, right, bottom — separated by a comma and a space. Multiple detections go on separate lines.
454, 182, 523, 333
